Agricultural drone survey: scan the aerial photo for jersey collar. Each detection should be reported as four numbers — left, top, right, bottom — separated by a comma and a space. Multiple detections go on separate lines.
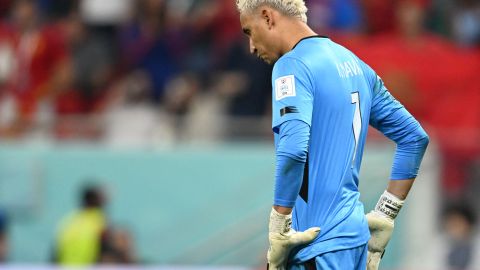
292, 35, 329, 50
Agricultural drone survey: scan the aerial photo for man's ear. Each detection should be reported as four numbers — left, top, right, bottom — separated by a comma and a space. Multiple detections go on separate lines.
261, 8, 275, 29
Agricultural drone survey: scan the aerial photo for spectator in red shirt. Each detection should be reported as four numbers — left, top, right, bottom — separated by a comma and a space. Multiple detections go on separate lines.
0, 0, 72, 137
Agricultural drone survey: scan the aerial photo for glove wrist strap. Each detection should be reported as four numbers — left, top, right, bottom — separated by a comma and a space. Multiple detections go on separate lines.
374, 191, 404, 221
269, 207, 292, 234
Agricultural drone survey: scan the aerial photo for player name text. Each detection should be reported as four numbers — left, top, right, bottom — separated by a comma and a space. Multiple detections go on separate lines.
336, 59, 363, 78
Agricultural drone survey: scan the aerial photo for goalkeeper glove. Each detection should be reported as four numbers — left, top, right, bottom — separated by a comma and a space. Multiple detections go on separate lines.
267, 208, 320, 270
366, 191, 404, 270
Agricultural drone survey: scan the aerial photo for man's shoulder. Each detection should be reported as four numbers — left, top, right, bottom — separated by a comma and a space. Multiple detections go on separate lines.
275, 54, 304, 66
272, 54, 309, 76
274, 43, 324, 70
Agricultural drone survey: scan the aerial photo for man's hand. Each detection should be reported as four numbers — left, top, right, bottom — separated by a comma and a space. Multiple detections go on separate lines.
366, 212, 394, 270
366, 191, 404, 270
267, 208, 320, 270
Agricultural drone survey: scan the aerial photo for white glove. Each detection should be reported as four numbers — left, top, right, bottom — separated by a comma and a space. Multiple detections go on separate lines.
267, 208, 320, 270
366, 191, 404, 270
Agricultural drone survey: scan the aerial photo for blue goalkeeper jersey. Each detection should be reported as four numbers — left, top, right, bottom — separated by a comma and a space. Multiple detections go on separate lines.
271, 36, 424, 263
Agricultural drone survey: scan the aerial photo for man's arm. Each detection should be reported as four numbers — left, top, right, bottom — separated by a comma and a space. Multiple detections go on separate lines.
273, 206, 292, 215
267, 120, 319, 270
366, 73, 429, 270
268, 57, 318, 270
386, 178, 414, 200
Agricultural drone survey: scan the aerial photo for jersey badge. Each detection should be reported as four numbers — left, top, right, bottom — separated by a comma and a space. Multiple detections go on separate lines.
275, 75, 296, 100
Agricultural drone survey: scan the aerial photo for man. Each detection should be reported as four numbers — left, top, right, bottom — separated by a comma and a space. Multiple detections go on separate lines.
235, 1, 429, 269
54, 185, 107, 265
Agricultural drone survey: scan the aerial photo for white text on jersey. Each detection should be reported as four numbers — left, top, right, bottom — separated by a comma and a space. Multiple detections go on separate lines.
336, 59, 363, 78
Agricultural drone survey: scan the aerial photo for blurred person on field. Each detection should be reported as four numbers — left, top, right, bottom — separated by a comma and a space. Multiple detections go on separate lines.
443, 203, 477, 270
0, 209, 8, 263
0, 0, 72, 137
53, 184, 108, 265
99, 226, 136, 264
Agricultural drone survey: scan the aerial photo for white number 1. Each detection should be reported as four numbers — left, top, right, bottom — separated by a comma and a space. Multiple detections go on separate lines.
351, 92, 361, 164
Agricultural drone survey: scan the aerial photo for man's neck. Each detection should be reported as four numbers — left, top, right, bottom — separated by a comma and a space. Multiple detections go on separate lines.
279, 20, 317, 55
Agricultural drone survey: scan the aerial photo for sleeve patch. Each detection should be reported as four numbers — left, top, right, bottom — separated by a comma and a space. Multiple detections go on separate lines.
275, 75, 296, 100
280, 106, 299, 117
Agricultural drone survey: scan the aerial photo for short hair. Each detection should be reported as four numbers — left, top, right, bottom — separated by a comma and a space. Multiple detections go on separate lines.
443, 202, 476, 226
82, 185, 104, 209
236, 0, 308, 23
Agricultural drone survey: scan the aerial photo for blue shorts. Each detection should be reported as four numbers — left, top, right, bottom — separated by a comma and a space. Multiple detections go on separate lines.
288, 243, 368, 270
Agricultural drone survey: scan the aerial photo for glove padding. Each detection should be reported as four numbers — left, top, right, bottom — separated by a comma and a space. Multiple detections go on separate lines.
267, 208, 320, 270
366, 212, 394, 270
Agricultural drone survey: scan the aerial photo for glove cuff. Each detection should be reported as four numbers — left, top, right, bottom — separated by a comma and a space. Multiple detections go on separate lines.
373, 191, 404, 221
269, 207, 292, 234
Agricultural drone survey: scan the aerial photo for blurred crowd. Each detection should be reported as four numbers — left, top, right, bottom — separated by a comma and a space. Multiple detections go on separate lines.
0, 0, 477, 201
0, 0, 479, 266
0, 0, 273, 144
0, 0, 478, 143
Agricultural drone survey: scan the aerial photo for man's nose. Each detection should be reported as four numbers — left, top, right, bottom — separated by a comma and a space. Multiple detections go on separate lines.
249, 39, 256, 54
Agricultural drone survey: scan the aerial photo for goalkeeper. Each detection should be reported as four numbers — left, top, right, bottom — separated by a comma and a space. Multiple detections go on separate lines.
235, 0, 429, 269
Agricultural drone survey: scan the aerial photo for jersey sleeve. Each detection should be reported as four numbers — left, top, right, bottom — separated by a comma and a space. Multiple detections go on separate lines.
369, 75, 418, 140
271, 57, 314, 133
369, 74, 429, 179
273, 119, 310, 207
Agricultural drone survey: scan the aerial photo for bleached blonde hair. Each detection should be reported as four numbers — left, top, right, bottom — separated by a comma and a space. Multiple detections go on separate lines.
236, 0, 308, 23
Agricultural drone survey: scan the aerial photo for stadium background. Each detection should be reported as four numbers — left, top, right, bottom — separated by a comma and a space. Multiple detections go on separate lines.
0, 0, 479, 269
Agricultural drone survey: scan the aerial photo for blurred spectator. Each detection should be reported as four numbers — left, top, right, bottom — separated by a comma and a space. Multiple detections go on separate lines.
361, 0, 396, 34
53, 184, 108, 265
220, 40, 271, 118
53, 9, 120, 140
329, 0, 363, 32
209, 40, 272, 140
102, 70, 175, 147
0, 209, 7, 263
305, 0, 363, 33
61, 12, 115, 114
450, 0, 480, 47
0, 0, 72, 138
425, 0, 453, 37
0, 0, 11, 18
37, 0, 76, 21
118, 0, 178, 103
99, 226, 136, 264
304, 0, 331, 33
443, 203, 477, 270
198, 0, 243, 67
80, 0, 131, 26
